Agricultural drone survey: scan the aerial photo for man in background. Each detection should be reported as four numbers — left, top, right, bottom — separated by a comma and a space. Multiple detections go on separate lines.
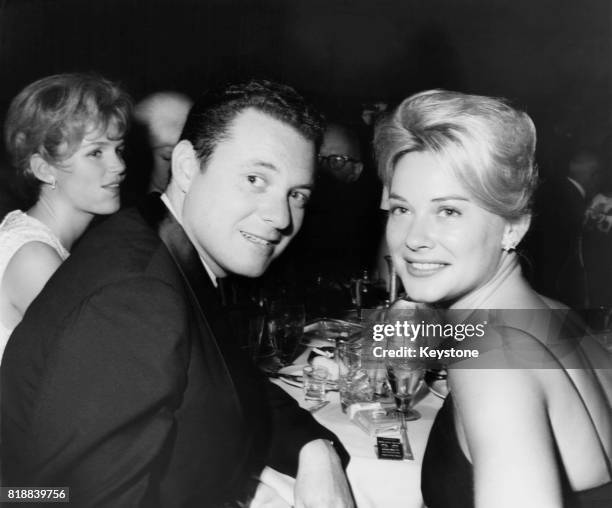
122, 91, 193, 204
526, 147, 603, 308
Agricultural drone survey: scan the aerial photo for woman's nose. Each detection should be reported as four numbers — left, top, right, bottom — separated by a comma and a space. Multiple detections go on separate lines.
109, 153, 126, 173
404, 215, 434, 251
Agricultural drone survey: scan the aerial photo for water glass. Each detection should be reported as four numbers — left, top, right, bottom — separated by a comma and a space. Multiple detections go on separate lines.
268, 303, 305, 365
336, 340, 363, 378
303, 365, 328, 402
338, 368, 374, 413
366, 365, 389, 399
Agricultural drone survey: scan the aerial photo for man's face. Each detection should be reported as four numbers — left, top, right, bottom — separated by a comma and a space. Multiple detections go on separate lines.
181, 108, 315, 277
318, 125, 363, 183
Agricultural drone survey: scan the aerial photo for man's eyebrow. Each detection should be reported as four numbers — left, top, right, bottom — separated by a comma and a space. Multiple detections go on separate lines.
247, 160, 279, 172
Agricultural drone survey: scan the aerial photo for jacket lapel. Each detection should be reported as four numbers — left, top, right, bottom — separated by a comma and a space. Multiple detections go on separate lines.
138, 194, 244, 419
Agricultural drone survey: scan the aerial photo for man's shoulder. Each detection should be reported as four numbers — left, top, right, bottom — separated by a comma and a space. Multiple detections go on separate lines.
76, 207, 161, 267
46, 206, 178, 303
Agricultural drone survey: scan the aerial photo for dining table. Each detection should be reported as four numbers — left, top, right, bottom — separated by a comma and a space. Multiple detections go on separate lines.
267, 375, 443, 508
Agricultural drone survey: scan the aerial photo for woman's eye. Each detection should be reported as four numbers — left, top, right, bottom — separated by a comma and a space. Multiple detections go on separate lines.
439, 207, 460, 217
390, 206, 409, 216
88, 149, 102, 158
116, 146, 125, 158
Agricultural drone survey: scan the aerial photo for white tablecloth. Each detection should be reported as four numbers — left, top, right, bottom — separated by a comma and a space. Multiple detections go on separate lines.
273, 379, 443, 508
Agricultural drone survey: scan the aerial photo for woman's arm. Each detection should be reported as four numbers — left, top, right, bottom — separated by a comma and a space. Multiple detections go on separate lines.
450, 367, 563, 508
3, 241, 64, 315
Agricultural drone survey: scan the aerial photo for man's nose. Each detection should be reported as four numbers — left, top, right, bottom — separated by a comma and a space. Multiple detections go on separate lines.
261, 197, 291, 231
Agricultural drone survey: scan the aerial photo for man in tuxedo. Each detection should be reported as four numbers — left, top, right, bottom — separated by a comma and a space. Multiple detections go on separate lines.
2, 80, 352, 507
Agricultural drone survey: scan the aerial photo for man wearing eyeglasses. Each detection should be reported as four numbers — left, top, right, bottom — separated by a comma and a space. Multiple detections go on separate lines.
317, 124, 364, 183
285, 122, 382, 298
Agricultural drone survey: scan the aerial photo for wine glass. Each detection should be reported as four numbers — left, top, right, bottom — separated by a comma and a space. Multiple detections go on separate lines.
385, 334, 425, 421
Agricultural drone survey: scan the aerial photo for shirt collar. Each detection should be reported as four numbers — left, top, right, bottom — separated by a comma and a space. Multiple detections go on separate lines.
160, 193, 218, 288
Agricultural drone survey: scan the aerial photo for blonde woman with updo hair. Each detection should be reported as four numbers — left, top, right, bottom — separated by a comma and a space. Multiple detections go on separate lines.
0, 73, 131, 360
375, 90, 612, 507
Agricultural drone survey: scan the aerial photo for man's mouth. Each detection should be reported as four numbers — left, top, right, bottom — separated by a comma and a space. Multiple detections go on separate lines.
240, 231, 278, 247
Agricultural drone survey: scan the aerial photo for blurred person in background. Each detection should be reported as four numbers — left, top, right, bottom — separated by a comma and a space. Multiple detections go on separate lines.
525, 146, 603, 309
122, 91, 192, 204
280, 121, 382, 315
0, 73, 130, 361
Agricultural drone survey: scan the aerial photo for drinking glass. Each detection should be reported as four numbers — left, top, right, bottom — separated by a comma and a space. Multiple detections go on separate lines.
267, 302, 306, 366
385, 334, 425, 421
335, 339, 363, 377
303, 365, 328, 402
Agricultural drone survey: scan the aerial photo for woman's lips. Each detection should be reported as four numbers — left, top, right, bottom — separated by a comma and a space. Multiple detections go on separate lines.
404, 260, 448, 277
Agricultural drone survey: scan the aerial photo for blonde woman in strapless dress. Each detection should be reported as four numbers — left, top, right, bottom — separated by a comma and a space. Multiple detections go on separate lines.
375, 90, 612, 507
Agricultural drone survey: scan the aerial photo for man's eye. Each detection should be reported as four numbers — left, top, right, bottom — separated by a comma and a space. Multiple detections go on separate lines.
290, 190, 310, 207
116, 145, 125, 158
247, 175, 266, 187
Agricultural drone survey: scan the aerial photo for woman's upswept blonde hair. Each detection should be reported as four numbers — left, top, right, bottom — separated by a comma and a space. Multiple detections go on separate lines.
374, 89, 538, 219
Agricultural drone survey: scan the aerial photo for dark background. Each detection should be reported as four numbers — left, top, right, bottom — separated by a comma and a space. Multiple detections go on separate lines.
0, 0, 610, 175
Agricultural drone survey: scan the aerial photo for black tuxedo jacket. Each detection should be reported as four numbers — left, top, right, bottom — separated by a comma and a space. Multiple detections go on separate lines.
1, 195, 345, 507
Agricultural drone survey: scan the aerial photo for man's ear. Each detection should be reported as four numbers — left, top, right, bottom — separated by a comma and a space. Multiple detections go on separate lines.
171, 140, 200, 194
29, 154, 57, 185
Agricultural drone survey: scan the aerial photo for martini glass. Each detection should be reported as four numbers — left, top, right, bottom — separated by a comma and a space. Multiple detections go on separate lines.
385, 334, 425, 421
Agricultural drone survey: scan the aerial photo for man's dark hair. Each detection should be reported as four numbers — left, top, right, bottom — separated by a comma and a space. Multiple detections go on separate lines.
180, 79, 325, 167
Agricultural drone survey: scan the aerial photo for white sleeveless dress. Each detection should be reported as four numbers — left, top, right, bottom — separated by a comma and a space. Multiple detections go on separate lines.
0, 210, 69, 361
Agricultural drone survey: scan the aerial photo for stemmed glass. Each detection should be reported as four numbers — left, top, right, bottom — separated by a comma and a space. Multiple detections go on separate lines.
385, 334, 425, 421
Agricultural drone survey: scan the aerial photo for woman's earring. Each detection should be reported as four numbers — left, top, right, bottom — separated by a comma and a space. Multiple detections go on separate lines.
501, 234, 516, 252
49, 178, 56, 190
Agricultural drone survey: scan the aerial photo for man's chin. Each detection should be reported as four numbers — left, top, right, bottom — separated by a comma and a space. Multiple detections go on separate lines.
226, 261, 269, 278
